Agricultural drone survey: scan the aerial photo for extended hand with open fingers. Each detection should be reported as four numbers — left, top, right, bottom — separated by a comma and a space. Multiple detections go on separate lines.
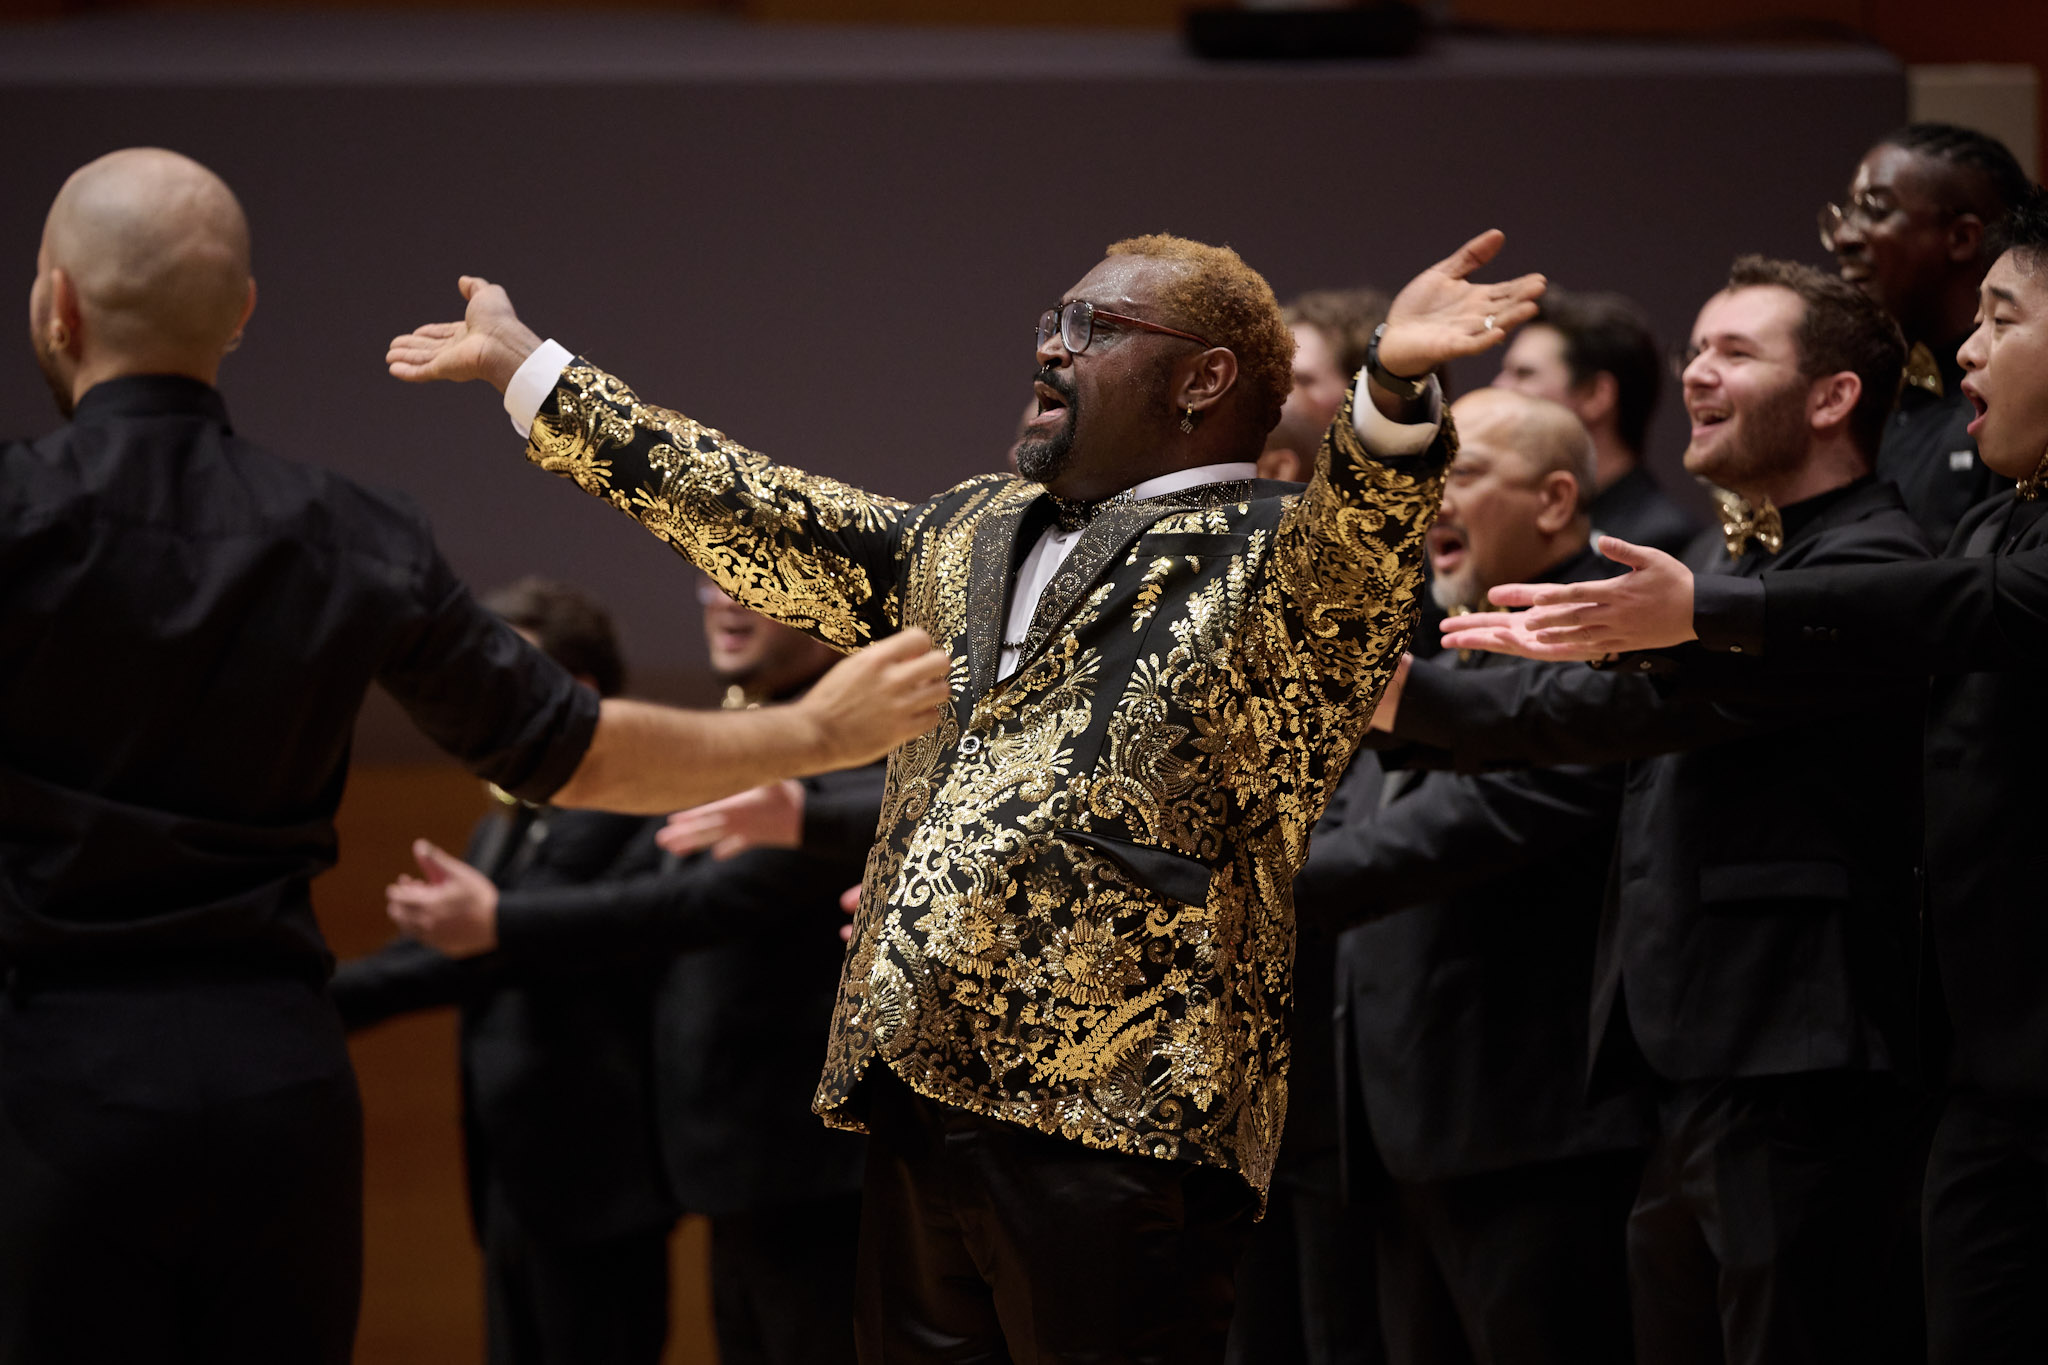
1376, 229, 1547, 380
385, 838, 501, 958
795, 628, 952, 771
658, 779, 804, 860
386, 275, 543, 392
1437, 536, 1699, 661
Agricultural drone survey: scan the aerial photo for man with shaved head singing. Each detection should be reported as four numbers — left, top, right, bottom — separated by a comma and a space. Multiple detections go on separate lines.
391, 229, 1542, 1362
0, 149, 948, 1365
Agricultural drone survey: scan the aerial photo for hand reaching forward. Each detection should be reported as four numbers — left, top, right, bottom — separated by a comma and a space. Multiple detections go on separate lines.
1437, 537, 1699, 661
794, 629, 952, 772
1376, 230, 1546, 380
387, 276, 544, 393
659, 779, 804, 860
387, 839, 500, 958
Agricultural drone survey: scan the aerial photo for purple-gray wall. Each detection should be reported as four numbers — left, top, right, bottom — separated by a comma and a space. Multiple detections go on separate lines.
0, 15, 1902, 754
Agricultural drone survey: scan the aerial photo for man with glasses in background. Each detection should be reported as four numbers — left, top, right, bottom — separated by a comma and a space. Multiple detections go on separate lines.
1821, 122, 2032, 546
385, 229, 1540, 1364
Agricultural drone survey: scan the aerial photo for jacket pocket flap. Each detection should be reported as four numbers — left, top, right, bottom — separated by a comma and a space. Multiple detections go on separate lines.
1699, 860, 1851, 904
1134, 532, 1249, 557
1056, 831, 1212, 907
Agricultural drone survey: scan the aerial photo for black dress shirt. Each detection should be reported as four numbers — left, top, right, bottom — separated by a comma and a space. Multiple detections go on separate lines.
0, 376, 598, 980
1877, 338, 2009, 549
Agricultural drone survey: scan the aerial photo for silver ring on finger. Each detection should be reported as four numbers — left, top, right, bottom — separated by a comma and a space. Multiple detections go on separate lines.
1484, 314, 1496, 332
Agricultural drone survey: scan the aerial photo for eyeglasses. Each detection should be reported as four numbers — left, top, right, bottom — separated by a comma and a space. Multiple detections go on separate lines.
1036, 300, 1212, 355
1817, 190, 1900, 252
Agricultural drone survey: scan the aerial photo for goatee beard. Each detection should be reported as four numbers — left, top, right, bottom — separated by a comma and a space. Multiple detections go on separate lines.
1015, 367, 1078, 484
1686, 374, 1809, 493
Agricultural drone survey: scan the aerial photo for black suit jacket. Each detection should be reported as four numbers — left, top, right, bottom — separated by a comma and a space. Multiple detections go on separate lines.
485, 763, 883, 1216
1300, 547, 1648, 1182
1692, 490, 2048, 1102
330, 806, 675, 1246
1391, 480, 1932, 1092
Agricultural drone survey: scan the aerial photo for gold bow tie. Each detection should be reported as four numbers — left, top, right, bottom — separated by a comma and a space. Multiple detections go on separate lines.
1713, 487, 1783, 559
1904, 343, 1944, 399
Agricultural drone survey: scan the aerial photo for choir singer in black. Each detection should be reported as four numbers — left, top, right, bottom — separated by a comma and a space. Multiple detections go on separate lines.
1379, 257, 1934, 1364
1301, 387, 1647, 1365
1443, 188, 2048, 1365
0, 148, 947, 1365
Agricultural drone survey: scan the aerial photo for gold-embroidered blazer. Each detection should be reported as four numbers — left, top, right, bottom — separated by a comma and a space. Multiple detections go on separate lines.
526, 360, 1449, 1195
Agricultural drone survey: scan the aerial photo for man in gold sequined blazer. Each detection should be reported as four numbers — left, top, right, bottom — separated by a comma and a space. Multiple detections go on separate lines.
391, 230, 1543, 1364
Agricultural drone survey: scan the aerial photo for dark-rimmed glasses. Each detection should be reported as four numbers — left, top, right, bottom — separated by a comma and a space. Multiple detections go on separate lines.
1817, 189, 1934, 252
1036, 300, 1212, 355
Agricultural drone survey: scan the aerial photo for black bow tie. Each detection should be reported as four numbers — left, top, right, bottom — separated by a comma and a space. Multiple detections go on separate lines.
1047, 490, 1134, 534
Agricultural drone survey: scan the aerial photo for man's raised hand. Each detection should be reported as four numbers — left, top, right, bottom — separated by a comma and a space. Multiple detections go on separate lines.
1377, 230, 1546, 380
386, 276, 543, 392
1437, 536, 1699, 661
794, 629, 952, 772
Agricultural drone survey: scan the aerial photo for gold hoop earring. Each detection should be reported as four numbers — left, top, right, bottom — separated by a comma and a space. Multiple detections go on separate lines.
1179, 406, 1197, 435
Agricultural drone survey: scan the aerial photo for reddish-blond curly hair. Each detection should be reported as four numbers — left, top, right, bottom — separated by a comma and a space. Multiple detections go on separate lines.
1106, 234, 1296, 439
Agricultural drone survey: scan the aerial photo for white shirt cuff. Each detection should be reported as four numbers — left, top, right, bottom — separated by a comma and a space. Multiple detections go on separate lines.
505, 338, 576, 440
1350, 368, 1443, 457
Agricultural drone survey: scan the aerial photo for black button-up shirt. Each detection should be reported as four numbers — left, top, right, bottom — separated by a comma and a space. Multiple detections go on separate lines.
0, 376, 598, 979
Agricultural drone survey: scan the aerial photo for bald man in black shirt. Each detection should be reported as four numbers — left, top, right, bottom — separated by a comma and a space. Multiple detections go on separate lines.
0, 148, 946, 1365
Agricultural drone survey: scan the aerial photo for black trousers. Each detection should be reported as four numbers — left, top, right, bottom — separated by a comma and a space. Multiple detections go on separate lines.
855, 1067, 1257, 1365
712, 1192, 864, 1365
1627, 1073, 1910, 1365
1374, 1148, 1639, 1365
481, 1178, 673, 1365
0, 976, 363, 1365
1225, 1149, 1385, 1365
1923, 1088, 2048, 1365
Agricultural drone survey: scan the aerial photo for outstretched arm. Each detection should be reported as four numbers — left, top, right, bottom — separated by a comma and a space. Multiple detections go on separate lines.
1434, 536, 1698, 661
1442, 530, 2048, 674
389, 277, 913, 651
551, 629, 949, 814
1294, 761, 1620, 927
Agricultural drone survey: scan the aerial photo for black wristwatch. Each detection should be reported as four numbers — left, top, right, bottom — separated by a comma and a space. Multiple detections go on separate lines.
1366, 323, 1428, 401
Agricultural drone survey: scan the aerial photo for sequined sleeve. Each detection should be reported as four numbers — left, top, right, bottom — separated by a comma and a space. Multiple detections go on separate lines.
1263, 382, 1450, 769
523, 359, 913, 649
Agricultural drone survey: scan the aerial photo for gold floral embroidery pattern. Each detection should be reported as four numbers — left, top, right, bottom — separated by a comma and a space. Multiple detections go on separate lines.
524, 362, 1444, 1196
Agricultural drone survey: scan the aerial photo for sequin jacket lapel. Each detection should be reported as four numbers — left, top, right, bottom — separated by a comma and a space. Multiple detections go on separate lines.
526, 360, 1449, 1194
